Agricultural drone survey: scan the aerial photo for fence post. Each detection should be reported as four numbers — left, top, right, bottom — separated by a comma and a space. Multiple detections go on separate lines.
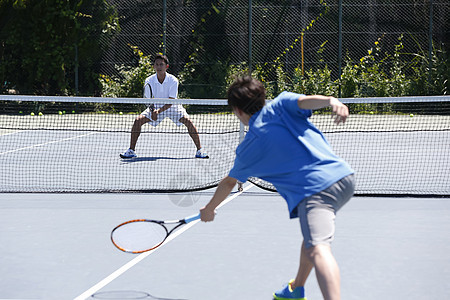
74, 43, 79, 95
248, 0, 252, 74
428, 0, 433, 91
338, 0, 343, 98
163, 0, 167, 55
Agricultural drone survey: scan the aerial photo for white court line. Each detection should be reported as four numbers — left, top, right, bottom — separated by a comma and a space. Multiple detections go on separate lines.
0, 130, 21, 137
0, 132, 95, 155
73, 183, 255, 300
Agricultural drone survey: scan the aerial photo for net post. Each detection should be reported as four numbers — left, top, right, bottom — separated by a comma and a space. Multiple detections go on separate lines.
237, 122, 246, 192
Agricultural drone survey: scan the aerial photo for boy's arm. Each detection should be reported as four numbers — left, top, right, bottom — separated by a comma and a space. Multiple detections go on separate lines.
297, 95, 349, 124
158, 96, 176, 113
151, 99, 174, 120
200, 176, 238, 222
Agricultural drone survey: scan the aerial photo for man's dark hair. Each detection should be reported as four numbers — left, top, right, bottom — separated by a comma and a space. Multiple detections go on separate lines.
227, 76, 266, 116
153, 53, 169, 65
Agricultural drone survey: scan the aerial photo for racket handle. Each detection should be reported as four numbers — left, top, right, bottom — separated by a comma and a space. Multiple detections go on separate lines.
184, 213, 201, 223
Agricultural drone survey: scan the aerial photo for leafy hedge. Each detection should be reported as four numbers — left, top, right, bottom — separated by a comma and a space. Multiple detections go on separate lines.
242, 35, 449, 99
101, 35, 448, 100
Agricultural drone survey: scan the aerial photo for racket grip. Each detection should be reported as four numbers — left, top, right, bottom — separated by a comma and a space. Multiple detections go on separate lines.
184, 213, 201, 223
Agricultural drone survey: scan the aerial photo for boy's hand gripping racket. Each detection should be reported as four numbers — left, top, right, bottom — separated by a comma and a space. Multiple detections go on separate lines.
111, 213, 200, 254
143, 82, 156, 114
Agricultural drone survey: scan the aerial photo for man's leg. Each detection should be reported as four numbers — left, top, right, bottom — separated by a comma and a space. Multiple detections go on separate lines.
273, 241, 311, 299
130, 115, 150, 150
296, 175, 354, 300
305, 244, 340, 300
291, 242, 314, 289
179, 116, 201, 150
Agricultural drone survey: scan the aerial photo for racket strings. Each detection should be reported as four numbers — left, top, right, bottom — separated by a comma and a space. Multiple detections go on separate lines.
112, 221, 167, 253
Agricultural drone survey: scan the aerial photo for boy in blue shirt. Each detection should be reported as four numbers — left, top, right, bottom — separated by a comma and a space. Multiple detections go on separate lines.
200, 76, 355, 300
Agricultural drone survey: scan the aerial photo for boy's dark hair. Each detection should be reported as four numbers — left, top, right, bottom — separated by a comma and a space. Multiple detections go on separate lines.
227, 76, 266, 116
153, 53, 169, 65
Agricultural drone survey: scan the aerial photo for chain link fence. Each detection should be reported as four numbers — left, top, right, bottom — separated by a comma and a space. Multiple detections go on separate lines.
98, 0, 449, 98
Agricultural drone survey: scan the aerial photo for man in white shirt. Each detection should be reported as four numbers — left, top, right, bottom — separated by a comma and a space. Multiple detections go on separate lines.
120, 53, 209, 159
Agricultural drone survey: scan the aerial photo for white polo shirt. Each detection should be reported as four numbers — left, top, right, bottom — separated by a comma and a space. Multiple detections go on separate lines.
142, 73, 187, 126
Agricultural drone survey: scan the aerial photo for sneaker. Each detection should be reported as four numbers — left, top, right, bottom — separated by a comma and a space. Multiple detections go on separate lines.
120, 148, 137, 159
195, 148, 209, 159
273, 280, 306, 300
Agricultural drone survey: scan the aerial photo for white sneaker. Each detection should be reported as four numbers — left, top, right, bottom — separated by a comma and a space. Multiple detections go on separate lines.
195, 148, 209, 159
120, 148, 137, 159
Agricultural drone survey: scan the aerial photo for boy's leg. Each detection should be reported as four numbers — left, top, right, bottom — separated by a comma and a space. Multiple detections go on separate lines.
290, 241, 340, 300
297, 202, 341, 300
179, 116, 201, 150
291, 242, 314, 289
305, 244, 340, 300
130, 115, 150, 150
296, 175, 355, 300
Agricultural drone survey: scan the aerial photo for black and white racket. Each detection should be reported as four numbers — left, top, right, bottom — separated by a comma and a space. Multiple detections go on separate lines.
143, 82, 155, 112
111, 213, 200, 254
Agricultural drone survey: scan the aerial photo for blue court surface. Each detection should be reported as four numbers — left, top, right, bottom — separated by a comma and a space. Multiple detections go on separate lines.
1, 185, 449, 300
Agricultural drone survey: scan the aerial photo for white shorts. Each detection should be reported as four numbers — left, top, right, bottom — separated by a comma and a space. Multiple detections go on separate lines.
141, 104, 188, 126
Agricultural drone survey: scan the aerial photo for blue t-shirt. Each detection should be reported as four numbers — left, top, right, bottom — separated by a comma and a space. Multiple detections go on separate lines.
229, 91, 354, 218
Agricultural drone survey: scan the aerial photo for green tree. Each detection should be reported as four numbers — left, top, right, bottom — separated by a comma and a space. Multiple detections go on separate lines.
178, 1, 231, 98
0, 0, 118, 95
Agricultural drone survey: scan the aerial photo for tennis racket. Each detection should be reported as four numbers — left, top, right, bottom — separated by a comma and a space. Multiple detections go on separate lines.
143, 82, 155, 112
111, 213, 200, 254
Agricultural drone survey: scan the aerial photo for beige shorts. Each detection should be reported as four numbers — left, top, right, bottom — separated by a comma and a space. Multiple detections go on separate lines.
141, 104, 188, 126
296, 174, 355, 249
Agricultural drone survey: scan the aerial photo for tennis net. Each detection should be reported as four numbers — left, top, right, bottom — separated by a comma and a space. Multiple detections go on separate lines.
0, 96, 240, 192
250, 95, 450, 196
0, 95, 449, 195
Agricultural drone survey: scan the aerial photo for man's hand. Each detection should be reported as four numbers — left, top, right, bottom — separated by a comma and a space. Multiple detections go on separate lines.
298, 95, 349, 125
151, 104, 173, 121
199, 176, 237, 222
200, 206, 216, 222
329, 97, 349, 124
151, 109, 158, 121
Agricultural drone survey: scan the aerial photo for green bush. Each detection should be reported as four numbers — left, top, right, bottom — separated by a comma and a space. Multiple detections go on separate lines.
271, 35, 448, 98
99, 45, 153, 98
100, 35, 448, 101
409, 41, 449, 96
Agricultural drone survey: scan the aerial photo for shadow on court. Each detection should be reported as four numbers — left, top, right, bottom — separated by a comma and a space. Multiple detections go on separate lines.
91, 290, 187, 299
120, 157, 196, 163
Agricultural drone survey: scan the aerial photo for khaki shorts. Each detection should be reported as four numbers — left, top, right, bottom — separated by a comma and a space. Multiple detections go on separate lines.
296, 174, 355, 249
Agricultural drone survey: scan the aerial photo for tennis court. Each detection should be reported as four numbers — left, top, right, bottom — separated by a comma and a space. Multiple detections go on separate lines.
1, 95, 449, 299
1, 188, 450, 299
1, 0, 449, 298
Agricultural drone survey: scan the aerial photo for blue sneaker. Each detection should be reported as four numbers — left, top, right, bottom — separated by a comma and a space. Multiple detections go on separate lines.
273, 280, 306, 300
195, 148, 209, 159
120, 148, 137, 159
